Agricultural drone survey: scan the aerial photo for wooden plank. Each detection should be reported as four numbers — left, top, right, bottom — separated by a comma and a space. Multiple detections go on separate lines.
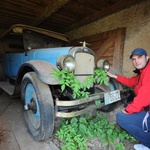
63, 0, 144, 32
95, 33, 116, 62
0, 82, 15, 95
32, 0, 71, 26
0, 92, 11, 115
113, 28, 126, 71
71, 28, 125, 69
2, 95, 59, 150
0, 115, 20, 150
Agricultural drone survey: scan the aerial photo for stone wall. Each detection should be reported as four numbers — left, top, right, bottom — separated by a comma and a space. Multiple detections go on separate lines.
66, 1, 150, 77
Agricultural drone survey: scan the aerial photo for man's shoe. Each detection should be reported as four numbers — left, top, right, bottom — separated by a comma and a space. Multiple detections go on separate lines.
134, 144, 150, 150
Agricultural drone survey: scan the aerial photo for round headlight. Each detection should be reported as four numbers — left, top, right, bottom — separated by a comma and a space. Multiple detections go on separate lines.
97, 59, 110, 71
57, 55, 75, 71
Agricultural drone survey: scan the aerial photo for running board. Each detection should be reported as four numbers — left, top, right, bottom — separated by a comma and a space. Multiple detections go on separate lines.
0, 81, 15, 95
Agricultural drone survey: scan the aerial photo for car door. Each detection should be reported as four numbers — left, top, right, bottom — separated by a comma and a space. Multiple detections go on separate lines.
8, 53, 28, 78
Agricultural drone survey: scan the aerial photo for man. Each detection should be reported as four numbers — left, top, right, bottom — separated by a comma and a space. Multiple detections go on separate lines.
106, 48, 150, 150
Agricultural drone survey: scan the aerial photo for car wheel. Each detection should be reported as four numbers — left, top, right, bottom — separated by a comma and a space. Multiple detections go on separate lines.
21, 72, 54, 141
99, 78, 121, 112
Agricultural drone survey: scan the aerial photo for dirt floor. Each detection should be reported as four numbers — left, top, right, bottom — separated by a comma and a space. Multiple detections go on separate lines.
0, 91, 138, 150
51, 135, 137, 150
0, 92, 59, 150
50, 103, 139, 150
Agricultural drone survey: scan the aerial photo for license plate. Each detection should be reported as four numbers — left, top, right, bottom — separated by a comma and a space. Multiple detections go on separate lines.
104, 90, 121, 105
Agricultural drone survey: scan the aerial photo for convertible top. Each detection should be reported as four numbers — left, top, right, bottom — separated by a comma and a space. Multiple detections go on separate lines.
1, 24, 69, 42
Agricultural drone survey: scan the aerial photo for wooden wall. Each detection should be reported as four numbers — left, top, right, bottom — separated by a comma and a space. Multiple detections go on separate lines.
71, 28, 126, 72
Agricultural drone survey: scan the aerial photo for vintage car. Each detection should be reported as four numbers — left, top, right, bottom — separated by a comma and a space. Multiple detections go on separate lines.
0, 24, 130, 141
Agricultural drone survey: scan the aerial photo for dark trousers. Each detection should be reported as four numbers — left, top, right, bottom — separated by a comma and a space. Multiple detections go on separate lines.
116, 111, 150, 148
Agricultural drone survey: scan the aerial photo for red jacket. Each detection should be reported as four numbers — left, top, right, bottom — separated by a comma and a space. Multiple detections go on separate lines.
117, 60, 150, 114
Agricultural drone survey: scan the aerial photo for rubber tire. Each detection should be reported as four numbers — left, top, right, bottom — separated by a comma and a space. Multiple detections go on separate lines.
21, 72, 54, 141
99, 78, 121, 112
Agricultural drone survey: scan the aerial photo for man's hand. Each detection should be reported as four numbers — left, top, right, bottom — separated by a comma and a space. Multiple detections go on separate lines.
105, 71, 117, 79
121, 108, 129, 114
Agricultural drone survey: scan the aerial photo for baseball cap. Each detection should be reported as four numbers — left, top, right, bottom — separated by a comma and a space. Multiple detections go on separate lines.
129, 48, 147, 59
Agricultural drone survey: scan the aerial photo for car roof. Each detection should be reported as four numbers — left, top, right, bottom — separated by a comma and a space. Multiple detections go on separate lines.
1, 24, 69, 42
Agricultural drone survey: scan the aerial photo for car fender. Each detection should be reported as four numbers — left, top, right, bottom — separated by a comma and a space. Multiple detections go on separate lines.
18, 60, 60, 85
108, 66, 124, 90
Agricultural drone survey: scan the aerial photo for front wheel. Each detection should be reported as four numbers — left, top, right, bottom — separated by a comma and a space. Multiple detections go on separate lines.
21, 72, 54, 141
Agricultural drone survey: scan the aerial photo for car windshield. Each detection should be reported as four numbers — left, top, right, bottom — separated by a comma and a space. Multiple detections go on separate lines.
1, 29, 69, 53
24, 29, 68, 50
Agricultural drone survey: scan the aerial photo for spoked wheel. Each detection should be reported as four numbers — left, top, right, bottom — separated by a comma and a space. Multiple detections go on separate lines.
21, 72, 54, 141
99, 78, 122, 112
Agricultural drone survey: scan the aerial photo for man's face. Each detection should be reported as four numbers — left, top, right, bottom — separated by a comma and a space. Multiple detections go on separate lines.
131, 55, 149, 69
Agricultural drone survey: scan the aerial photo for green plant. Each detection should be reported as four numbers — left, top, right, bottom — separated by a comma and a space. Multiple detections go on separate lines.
52, 69, 136, 149
52, 68, 109, 99
55, 114, 137, 150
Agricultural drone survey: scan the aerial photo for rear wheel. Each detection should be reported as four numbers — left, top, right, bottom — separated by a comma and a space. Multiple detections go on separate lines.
21, 72, 54, 141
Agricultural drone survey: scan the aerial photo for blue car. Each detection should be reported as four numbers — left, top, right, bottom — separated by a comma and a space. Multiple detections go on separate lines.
0, 24, 130, 141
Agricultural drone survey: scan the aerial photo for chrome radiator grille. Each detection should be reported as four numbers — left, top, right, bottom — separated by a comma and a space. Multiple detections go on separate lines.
74, 53, 95, 83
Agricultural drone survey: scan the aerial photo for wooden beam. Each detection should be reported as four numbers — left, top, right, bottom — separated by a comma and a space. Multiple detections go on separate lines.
95, 35, 116, 62
113, 28, 126, 71
62, 0, 144, 32
32, 0, 71, 26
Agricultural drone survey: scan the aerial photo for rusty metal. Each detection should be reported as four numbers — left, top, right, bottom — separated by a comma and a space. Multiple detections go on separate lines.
56, 93, 104, 106
1, 24, 69, 42
19, 60, 60, 85
55, 103, 105, 118
55, 88, 130, 118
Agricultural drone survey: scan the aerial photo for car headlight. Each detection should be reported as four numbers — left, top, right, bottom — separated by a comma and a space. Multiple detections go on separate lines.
57, 55, 75, 71
97, 59, 110, 71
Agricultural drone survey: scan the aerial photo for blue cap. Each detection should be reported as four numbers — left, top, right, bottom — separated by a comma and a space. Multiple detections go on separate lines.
129, 48, 147, 59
